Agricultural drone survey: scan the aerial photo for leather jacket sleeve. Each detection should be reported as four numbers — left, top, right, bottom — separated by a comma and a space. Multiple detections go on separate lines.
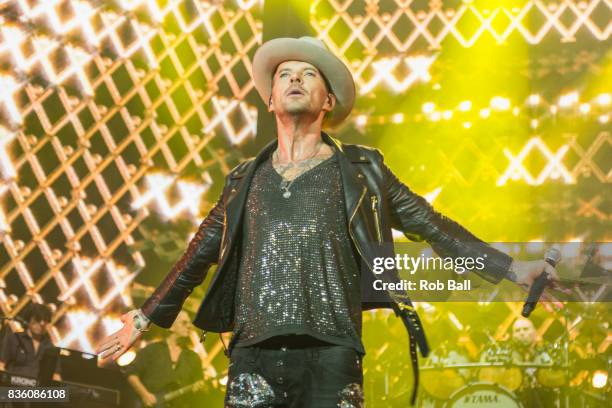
140, 191, 225, 328
378, 150, 513, 283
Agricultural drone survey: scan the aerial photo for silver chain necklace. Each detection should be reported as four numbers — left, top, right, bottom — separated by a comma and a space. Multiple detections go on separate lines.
274, 143, 324, 198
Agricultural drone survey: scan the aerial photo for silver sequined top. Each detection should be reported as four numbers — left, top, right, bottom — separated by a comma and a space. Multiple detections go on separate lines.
233, 150, 364, 354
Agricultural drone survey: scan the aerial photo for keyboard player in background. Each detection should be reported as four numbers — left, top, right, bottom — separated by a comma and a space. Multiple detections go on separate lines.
0, 303, 61, 382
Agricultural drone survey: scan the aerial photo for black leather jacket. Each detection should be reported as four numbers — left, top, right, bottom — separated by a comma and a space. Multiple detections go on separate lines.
141, 132, 513, 359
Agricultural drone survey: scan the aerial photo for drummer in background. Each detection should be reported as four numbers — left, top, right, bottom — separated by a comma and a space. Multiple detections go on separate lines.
511, 318, 556, 407
511, 318, 540, 361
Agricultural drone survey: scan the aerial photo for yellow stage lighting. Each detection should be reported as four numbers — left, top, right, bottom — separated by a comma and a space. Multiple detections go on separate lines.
203, 97, 258, 145
0, 75, 23, 125
117, 0, 164, 22
559, 91, 579, 108
406, 55, 435, 82
490, 96, 510, 111
592, 370, 608, 389
479, 108, 491, 118
58, 257, 137, 310
131, 173, 211, 220
355, 115, 367, 127
116, 350, 136, 367
57, 310, 99, 352
528, 94, 541, 106
458, 101, 472, 111
422, 102, 436, 114
497, 137, 573, 186
361, 56, 435, 94
596, 93, 611, 106
424, 187, 442, 203
579, 103, 591, 114
0, 185, 9, 233
0, 126, 17, 179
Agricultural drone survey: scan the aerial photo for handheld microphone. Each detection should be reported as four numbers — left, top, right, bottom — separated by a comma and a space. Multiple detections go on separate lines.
521, 248, 561, 317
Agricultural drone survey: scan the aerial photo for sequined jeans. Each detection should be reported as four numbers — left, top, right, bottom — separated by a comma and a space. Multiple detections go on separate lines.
224, 344, 364, 408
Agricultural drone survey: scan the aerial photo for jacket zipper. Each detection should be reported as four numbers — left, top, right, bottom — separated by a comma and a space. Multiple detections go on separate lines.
218, 210, 228, 261
371, 195, 383, 243
353, 189, 409, 310
348, 187, 372, 273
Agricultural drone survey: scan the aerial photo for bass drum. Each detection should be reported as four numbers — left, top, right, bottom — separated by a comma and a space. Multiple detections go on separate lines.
421, 349, 472, 400
446, 383, 523, 408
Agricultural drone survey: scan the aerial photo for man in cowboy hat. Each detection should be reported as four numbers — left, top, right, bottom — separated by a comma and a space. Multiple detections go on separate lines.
97, 37, 559, 407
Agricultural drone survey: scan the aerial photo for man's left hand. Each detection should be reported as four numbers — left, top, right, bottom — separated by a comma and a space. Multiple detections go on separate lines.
508, 260, 572, 310
508, 260, 562, 292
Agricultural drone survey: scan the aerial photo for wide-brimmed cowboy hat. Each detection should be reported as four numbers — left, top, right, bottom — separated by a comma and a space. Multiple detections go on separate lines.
252, 36, 356, 127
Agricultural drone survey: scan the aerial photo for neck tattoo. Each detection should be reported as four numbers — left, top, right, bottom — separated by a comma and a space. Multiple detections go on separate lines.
273, 143, 327, 198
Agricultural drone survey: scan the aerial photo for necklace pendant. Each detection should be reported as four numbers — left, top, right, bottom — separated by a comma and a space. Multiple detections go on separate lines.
283, 191, 291, 198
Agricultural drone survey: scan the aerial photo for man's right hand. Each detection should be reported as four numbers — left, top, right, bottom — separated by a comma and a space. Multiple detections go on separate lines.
95, 309, 148, 362
140, 391, 157, 407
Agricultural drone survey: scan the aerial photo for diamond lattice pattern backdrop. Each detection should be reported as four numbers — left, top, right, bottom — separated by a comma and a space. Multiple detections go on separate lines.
0, 0, 609, 381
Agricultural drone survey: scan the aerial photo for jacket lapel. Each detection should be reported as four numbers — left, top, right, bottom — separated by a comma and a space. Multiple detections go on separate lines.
222, 138, 277, 263
222, 132, 368, 262
322, 132, 369, 226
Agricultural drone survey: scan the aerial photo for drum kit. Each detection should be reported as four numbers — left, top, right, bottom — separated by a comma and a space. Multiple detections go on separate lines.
419, 339, 609, 408
362, 297, 610, 407
414, 250, 612, 408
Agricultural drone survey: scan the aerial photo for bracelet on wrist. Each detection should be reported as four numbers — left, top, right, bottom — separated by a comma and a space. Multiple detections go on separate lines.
133, 310, 151, 332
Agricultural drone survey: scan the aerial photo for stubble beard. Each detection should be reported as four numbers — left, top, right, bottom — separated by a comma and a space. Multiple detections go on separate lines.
283, 98, 321, 121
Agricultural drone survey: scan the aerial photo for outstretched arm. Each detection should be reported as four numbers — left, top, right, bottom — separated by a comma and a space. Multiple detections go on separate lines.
378, 150, 558, 290
140, 193, 225, 327
96, 191, 226, 361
